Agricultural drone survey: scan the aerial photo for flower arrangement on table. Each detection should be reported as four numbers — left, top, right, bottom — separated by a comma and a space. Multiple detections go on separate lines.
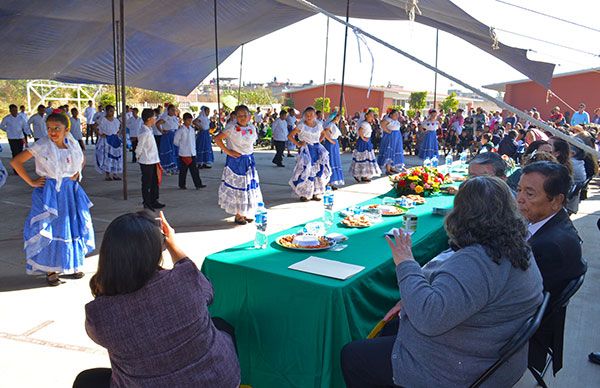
390, 166, 448, 196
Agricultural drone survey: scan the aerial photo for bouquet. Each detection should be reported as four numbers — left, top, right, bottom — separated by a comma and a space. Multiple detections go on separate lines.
390, 166, 447, 196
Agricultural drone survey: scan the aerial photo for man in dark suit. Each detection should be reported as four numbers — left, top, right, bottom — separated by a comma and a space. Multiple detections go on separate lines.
517, 161, 586, 375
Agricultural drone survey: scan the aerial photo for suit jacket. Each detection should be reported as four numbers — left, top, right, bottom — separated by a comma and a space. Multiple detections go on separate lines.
527, 209, 586, 374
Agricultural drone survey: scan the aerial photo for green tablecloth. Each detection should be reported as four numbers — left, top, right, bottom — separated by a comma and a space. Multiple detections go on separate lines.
202, 190, 456, 388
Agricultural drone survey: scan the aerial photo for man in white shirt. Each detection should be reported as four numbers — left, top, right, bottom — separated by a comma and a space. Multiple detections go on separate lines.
272, 110, 288, 167
136, 108, 164, 211
27, 105, 47, 140
84, 100, 96, 145
45, 101, 55, 117
91, 104, 105, 142
173, 113, 205, 189
254, 107, 263, 128
18, 105, 28, 124
1, 104, 31, 161
128, 107, 143, 163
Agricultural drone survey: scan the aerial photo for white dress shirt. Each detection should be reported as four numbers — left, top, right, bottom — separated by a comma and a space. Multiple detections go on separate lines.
0, 114, 30, 138
173, 125, 196, 157
18, 111, 28, 123
527, 212, 557, 240
70, 117, 83, 140
136, 125, 160, 164
28, 113, 47, 139
128, 116, 143, 137
84, 106, 96, 125
272, 118, 288, 141
254, 112, 263, 124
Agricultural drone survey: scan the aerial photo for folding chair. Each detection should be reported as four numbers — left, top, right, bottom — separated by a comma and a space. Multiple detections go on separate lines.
528, 267, 587, 388
470, 292, 550, 388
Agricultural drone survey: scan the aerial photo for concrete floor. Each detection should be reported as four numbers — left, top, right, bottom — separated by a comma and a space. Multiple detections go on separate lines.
0, 142, 598, 387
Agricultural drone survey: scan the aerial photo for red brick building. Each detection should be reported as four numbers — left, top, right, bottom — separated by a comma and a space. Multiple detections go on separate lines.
484, 68, 600, 120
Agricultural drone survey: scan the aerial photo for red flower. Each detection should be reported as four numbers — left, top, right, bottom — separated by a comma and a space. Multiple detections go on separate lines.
398, 180, 407, 187
423, 173, 429, 182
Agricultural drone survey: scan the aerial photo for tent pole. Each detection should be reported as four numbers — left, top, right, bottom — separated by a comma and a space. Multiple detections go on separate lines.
339, 0, 349, 116
238, 44, 244, 104
119, 0, 127, 200
213, 0, 221, 125
433, 29, 439, 110
294, 0, 597, 156
322, 17, 329, 110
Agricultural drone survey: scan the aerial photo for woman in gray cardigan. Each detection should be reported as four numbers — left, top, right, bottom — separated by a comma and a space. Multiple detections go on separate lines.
341, 176, 544, 388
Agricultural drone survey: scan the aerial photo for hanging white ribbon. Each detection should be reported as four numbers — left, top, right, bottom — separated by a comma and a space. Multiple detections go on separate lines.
353, 27, 375, 98
406, 0, 422, 22
489, 27, 500, 50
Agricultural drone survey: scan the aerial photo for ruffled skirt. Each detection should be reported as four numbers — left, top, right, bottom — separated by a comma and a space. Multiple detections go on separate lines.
289, 143, 332, 198
0, 159, 7, 188
196, 130, 215, 166
24, 178, 95, 274
419, 130, 439, 159
323, 139, 344, 186
377, 131, 404, 169
218, 155, 263, 217
350, 138, 381, 179
159, 131, 179, 174
95, 135, 123, 174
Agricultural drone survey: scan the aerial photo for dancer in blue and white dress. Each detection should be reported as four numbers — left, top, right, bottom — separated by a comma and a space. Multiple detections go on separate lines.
350, 109, 381, 182
323, 112, 344, 189
418, 109, 440, 159
10, 112, 94, 286
377, 109, 405, 174
156, 104, 180, 175
0, 159, 7, 188
288, 106, 332, 201
193, 106, 215, 168
215, 104, 263, 225
95, 105, 123, 180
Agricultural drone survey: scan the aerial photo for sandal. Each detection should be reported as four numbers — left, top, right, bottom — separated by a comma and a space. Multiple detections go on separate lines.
62, 272, 85, 279
311, 195, 322, 201
113, 176, 122, 181
234, 216, 247, 225
46, 272, 64, 287
353, 177, 360, 183
299, 197, 309, 202
244, 217, 254, 223
104, 176, 113, 181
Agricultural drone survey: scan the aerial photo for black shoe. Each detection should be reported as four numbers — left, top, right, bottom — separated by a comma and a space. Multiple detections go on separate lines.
143, 203, 156, 212
179, 186, 187, 190
287, 154, 294, 157
589, 352, 600, 365
300, 197, 309, 202
203, 164, 212, 169
277, 163, 285, 167
152, 202, 165, 209
196, 184, 207, 189
311, 195, 322, 201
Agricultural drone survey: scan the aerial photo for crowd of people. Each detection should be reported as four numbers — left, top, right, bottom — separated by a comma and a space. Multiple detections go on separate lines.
0, 97, 597, 387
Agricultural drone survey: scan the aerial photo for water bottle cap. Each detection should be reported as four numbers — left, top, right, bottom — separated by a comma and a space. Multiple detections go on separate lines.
258, 202, 264, 207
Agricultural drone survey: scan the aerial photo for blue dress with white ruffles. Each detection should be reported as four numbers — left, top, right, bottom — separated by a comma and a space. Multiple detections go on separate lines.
24, 178, 95, 274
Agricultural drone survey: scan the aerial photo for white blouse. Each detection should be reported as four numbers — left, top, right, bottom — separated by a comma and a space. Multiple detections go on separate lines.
195, 113, 210, 131
385, 119, 401, 132
326, 122, 341, 140
422, 120, 439, 132
98, 117, 120, 136
224, 123, 257, 155
297, 120, 323, 144
161, 115, 179, 132
70, 117, 83, 140
28, 134, 84, 191
359, 121, 373, 138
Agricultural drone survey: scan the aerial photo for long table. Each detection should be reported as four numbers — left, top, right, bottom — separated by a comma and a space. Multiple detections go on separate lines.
202, 190, 456, 388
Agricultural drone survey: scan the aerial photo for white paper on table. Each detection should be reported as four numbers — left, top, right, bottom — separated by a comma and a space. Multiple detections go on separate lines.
288, 256, 364, 280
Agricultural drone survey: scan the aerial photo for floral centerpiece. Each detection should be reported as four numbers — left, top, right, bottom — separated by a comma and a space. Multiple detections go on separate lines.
390, 166, 447, 196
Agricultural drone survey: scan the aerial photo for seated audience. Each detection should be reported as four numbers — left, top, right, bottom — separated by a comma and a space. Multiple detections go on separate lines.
507, 140, 552, 191
445, 152, 509, 195
516, 161, 587, 375
74, 211, 240, 388
341, 176, 543, 387
497, 129, 519, 160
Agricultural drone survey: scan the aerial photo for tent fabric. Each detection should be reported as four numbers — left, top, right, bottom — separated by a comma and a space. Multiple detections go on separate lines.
0, 0, 555, 96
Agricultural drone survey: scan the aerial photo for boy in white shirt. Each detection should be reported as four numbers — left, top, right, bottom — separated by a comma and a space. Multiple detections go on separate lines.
272, 110, 288, 167
1, 104, 31, 161
83, 100, 96, 145
128, 108, 143, 163
174, 113, 205, 190
70, 108, 85, 150
28, 105, 47, 141
136, 108, 164, 211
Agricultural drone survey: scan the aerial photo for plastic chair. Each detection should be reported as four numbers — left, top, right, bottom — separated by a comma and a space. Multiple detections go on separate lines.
470, 292, 550, 388
527, 267, 587, 388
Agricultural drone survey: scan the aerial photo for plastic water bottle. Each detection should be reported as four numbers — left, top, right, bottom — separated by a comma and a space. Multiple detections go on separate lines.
459, 151, 468, 166
431, 155, 439, 168
254, 202, 268, 249
423, 157, 431, 168
445, 154, 453, 174
323, 186, 334, 228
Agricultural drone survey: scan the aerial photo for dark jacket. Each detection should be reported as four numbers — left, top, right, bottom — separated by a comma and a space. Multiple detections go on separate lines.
497, 135, 518, 160
527, 209, 586, 374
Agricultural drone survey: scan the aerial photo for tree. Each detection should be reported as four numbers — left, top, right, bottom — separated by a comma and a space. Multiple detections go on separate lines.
314, 97, 331, 113
99, 93, 116, 108
439, 92, 459, 114
409, 91, 427, 110
224, 88, 275, 106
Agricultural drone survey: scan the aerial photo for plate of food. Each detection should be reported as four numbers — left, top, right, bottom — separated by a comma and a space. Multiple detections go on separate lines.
341, 215, 373, 228
276, 234, 336, 251
399, 195, 426, 205
362, 204, 406, 216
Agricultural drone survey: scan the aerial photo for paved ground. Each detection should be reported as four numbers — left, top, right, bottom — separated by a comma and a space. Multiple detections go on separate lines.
0, 141, 598, 387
